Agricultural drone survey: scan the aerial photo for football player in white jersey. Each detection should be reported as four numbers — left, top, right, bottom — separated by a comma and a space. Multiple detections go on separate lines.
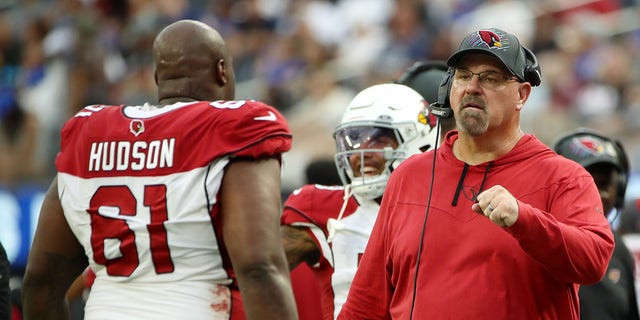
22, 19, 298, 320
280, 66, 445, 319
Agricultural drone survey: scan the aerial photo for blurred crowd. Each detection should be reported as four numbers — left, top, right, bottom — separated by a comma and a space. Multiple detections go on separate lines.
3, 0, 640, 318
1, 0, 640, 193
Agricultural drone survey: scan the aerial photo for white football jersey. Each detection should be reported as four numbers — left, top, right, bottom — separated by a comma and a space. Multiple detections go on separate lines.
57, 100, 291, 319
281, 184, 379, 320
329, 198, 379, 319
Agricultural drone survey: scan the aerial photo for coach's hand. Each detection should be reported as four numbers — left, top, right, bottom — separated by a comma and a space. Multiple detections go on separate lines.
472, 185, 519, 227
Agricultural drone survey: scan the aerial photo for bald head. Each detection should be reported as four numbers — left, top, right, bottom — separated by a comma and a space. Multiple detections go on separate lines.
153, 20, 235, 105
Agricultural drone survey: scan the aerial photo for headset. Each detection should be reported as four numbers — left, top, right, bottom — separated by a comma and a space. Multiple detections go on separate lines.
428, 68, 455, 118
428, 46, 541, 119
553, 128, 629, 212
522, 47, 542, 87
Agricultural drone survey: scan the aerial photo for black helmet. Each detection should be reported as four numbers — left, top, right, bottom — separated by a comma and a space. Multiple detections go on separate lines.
396, 60, 448, 105
553, 128, 629, 210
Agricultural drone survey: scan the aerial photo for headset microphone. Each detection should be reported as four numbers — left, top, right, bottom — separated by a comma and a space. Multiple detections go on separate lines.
428, 101, 453, 118
428, 67, 454, 119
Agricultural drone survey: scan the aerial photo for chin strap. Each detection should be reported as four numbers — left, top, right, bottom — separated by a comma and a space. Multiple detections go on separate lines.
327, 185, 352, 243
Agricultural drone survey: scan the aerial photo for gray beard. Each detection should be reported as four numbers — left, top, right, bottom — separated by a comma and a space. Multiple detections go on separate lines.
457, 109, 489, 137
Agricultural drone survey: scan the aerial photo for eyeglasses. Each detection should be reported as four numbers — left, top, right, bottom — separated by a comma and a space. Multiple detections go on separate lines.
453, 68, 520, 89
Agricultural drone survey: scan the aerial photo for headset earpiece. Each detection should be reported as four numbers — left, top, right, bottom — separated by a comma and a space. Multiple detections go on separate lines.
522, 47, 541, 87
428, 67, 454, 118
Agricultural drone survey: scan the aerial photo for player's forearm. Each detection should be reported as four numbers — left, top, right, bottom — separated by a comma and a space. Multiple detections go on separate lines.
22, 278, 70, 320
237, 265, 298, 320
22, 247, 86, 320
22, 300, 69, 320
281, 225, 320, 270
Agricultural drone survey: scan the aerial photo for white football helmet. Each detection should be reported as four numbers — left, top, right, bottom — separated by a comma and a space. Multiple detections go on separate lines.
333, 83, 439, 200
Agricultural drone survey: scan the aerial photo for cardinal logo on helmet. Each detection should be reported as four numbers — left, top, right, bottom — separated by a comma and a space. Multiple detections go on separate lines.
574, 136, 616, 158
418, 101, 437, 129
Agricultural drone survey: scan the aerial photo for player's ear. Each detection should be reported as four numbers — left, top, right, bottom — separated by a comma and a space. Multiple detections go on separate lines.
215, 58, 228, 87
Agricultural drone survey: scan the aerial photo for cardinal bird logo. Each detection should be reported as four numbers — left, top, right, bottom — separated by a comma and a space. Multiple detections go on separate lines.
577, 137, 613, 156
418, 101, 437, 129
569, 136, 617, 160
579, 138, 601, 153
478, 30, 502, 48
130, 119, 145, 137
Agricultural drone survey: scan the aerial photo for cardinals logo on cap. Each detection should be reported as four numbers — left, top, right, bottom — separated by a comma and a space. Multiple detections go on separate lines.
478, 30, 502, 48
130, 119, 145, 137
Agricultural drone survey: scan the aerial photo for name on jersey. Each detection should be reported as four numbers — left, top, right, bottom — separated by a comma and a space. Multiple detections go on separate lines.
88, 139, 175, 172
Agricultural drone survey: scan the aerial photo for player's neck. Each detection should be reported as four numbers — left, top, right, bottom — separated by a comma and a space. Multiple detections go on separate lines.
159, 97, 198, 106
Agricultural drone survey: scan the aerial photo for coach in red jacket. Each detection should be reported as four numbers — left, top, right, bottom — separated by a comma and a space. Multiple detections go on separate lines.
338, 27, 613, 320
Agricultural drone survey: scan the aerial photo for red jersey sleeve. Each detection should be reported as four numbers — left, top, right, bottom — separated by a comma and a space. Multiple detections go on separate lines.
282, 184, 358, 236
282, 184, 358, 268
210, 100, 291, 159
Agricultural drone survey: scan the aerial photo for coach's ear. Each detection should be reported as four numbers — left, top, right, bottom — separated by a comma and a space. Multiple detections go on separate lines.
516, 82, 531, 111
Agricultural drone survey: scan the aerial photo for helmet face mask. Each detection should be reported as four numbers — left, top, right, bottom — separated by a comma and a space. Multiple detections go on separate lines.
334, 125, 402, 199
333, 83, 439, 199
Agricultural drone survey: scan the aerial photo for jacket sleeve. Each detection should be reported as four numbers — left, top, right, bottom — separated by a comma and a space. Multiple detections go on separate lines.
506, 175, 614, 284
